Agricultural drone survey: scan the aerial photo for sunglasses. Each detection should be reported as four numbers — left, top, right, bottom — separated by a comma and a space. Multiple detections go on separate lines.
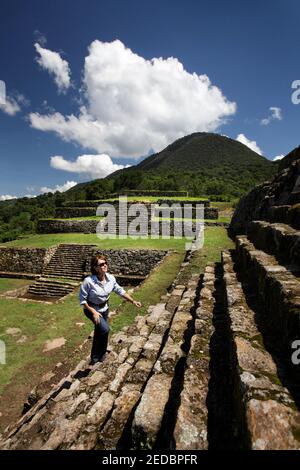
97, 262, 107, 267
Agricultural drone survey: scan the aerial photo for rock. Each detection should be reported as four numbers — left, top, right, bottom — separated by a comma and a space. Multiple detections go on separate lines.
146, 304, 168, 327
132, 374, 172, 448
17, 335, 27, 343
98, 384, 141, 450
41, 414, 86, 450
247, 399, 300, 450
6, 328, 21, 336
127, 358, 153, 384
109, 363, 132, 393
86, 391, 115, 426
174, 370, 209, 450
66, 393, 89, 417
86, 371, 107, 388
154, 341, 184, 374
142, 334, 163, 360
41, 371, 55, 383
43, 337, 66, 352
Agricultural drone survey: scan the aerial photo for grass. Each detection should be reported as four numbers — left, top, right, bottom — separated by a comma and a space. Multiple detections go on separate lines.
0, 233, 189, 250
0, 278, 32, 294
153, 216, 231, 223
210, 201, 235, 211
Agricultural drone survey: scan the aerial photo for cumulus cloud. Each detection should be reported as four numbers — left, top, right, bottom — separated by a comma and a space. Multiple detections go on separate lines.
236, 134, 263, 155
0, 97, 20, 116
50, 154, 130, 178
0, 91, 30, 116
29, 39, 236, 158
261, 107, 282, 126
273, 154, 285, 161
40, 180, 77, 194
35, 43, 71, 93
0, 194, 17, 201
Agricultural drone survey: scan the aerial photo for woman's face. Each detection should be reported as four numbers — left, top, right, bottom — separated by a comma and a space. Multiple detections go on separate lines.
95, 259, 108, 274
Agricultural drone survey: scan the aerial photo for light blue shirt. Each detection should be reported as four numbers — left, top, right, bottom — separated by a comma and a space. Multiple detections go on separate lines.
79, 273, 126, 313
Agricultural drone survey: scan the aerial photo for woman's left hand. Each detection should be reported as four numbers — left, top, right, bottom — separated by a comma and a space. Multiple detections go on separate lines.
133, 300, 142, 308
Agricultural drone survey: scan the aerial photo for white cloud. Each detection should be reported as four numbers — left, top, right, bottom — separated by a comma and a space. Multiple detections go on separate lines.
273, 154, 284, 161
0, 91, 29, 116
35, 43, 71, 93
236, 134, 263, 155
29, 39, 236, 158
0, 194, 17, 201
261, 107, 282, 126
50, 154, 130, 178
40, 180, 77, 194
34, 30, 47, 47
0, 96, 20, 116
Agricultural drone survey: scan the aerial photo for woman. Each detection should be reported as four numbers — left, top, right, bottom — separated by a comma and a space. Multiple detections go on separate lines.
79, 254, 142, 365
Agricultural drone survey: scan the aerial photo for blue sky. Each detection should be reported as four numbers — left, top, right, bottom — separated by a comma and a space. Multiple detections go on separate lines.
1, 0, 300, 198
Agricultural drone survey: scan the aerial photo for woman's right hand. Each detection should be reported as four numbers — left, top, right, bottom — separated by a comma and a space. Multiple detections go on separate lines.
92, 310, 102, 325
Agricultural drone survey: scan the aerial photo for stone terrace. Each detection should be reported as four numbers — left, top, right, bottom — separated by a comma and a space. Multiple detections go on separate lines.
1, 235, 299, 449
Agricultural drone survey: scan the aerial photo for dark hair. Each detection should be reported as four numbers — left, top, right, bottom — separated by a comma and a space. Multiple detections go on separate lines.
90, 255, 108, 275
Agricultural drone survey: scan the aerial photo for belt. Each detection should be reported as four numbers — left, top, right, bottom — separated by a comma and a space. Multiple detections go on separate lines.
89, 301, 108, 309
88, 299, 108, 308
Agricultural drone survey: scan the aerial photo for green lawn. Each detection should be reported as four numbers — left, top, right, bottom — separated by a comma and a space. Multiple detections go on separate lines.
0, 233, 189, 250
91, 196, 210, 202
153, 216, 231, 223
0, 278, 32, 294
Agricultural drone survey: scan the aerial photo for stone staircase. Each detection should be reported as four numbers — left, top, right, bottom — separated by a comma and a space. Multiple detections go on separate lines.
26, 244, 96, 300
1, 239, 300, 450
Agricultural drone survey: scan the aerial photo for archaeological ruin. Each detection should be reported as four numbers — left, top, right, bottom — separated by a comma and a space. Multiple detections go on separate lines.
1, 152, 300, 450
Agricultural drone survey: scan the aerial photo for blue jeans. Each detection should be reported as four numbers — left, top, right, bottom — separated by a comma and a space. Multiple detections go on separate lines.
84, 308, 110, 361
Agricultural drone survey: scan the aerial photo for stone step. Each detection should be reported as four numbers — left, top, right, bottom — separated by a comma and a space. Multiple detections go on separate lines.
28, 284, 72, 291
173, 265, 215, 450
247, 220, 300, 266
44, 268, 83, 274
130, 278, 199, 450
27, 290, 70, 298
222, 250, 300, 450
28, 284, 72, 292
38, 278, 79, 287
43, 268, 82, 275
42, 274, 82, 281
235, 235, 300, 354
28, 285, 73, 293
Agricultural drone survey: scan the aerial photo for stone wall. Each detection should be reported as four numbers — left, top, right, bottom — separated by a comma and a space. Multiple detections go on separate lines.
55, 206, 218, 220
37, 219, 100, 234
85, 249, 167, 276
0, 247, 56, 274
229, 152, 300, 237
156, 199, 210, 208
55, 208, 97, 218
37, 218, 211, 235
